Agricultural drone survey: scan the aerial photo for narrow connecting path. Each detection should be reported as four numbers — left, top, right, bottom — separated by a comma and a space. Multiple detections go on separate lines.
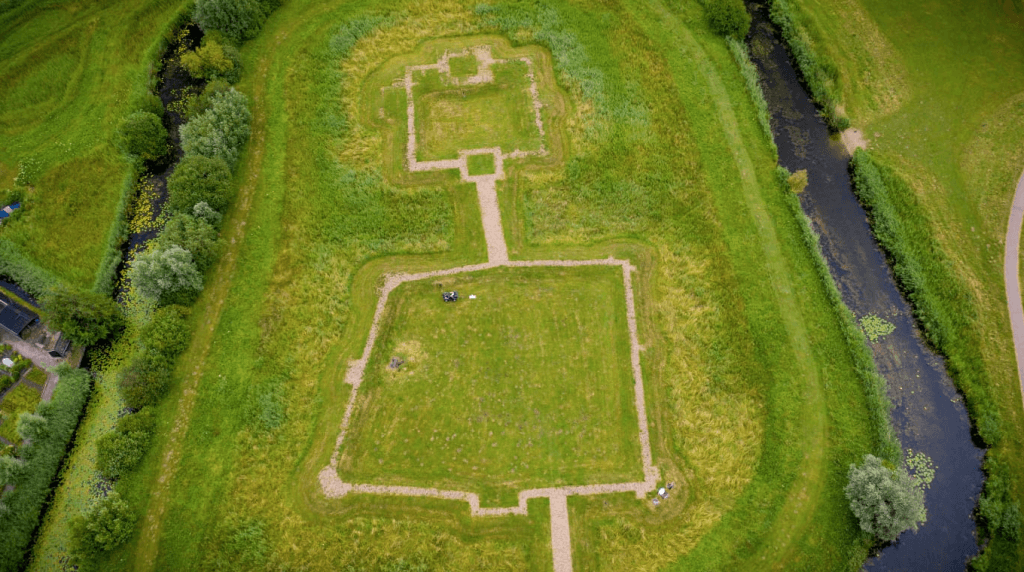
1003, 167, 1024, 415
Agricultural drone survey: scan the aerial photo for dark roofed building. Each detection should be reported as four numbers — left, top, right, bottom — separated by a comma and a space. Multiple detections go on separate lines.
0, 293, 39, 338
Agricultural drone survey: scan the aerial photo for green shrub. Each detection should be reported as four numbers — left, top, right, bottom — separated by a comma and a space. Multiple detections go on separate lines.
186, 80, 231, 120
180, 40, 242, 83
157, 212, 224, 272
194, 0, 268, 43
192, 201, 224, 227
845, 454, 926, 542
95, 428, 150, 479
116, 111, 168, 161
42, 286, 125, 346
0, 455, 24, 486
130, 245, 204, 306
138, 305, 192, 359
180, 88, 252, 169
0, 366, 91, 571
15, 413, 47, 442
705, 0, 751, 39
978, 457, 1022, 543
118, 351, 172, 409
167, 154, 233, 213
70, 492, 136, 555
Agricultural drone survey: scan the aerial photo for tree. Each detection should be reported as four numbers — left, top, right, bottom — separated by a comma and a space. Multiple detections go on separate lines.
71, 492, 136, 555
167, 154, 233, 213
194, 0, 268, 42
845, 454, 926, 542
179, 88, 252, 169
157, 213, 223, 272
118, 352, 172, 409
705, 0, 751, 39
116, 111, 168, 161
138, 305, 192, 359
130, 245, 203, 305
180, 40, 241, 83
0, 455, 24, 486
192, 201, 223, 226
16, 413, 48, 442
42, 287, 125, 346
186, 80, 231, 120
96, 430, 149, 480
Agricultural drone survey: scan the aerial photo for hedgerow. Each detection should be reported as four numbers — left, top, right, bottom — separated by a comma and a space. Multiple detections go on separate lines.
0, 366, 91, 572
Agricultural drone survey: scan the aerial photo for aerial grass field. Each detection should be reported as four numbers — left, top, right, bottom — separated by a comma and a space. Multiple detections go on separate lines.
27, 0, 906, 570
0, 0, 183, 290
340, 265, 642, 506
784, 0, 1024, 566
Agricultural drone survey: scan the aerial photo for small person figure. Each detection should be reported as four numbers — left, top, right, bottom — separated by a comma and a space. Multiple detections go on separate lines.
667, 482, 675, 490
652, 498, 660, 507
658, 487, 668, 499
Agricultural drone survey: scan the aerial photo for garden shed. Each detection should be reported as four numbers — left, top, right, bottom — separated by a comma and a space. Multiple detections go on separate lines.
0, 293, 39, 338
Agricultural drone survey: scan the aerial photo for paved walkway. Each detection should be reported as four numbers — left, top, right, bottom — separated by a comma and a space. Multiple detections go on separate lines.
1003, 167, 1024, 416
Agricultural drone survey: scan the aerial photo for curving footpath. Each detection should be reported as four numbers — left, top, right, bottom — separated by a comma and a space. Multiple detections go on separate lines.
1004, 167, 1024, 416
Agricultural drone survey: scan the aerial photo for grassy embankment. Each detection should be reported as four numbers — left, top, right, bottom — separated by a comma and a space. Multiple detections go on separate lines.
33, 0, 892, 570
785, 0, 1024, 566
0, 0, 185, 292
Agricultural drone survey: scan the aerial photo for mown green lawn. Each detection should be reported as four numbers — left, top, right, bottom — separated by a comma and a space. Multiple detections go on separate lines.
34, 0, 887, 570
341, 265, 641, 505
0, 0, 184, 290
788, 0, 1024, 566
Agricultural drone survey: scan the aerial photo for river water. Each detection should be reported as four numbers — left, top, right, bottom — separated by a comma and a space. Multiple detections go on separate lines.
744, 3, 985, 569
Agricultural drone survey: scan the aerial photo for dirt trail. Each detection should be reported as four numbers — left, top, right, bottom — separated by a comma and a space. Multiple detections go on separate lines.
1003, 167, 1024, 415
132, 54, 271, 572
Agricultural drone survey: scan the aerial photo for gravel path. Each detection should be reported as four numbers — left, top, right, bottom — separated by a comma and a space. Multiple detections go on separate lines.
1004, 167, 1024, 416
321, 45, 662, 572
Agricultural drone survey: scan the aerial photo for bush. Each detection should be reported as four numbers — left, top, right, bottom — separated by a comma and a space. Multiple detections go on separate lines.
42, 286, 125, 346
0, 366, 91, 572
978, 458, 1022, 543
118, 351, 172, 409
116, 111, 168, 161
193, 201, 223, 227
95, 428, 150, 479
0, 455, 24, 486
157, 212, 224, 272
845, 454, 926, 542
186, 80, 231, 120
130, 245, 204, 305
70, 492, 136, 555
139, 305, 192, 359
16, 413, 48, 442
167, 154, 233, 213
180, 88, 252, 169
180, 40, 242, 83
194, 0, 268, 43
705, 0, 751, 39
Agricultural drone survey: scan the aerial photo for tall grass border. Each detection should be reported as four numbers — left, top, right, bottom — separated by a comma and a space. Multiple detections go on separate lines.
776, 166, 900, 463
727, 37, 776, 158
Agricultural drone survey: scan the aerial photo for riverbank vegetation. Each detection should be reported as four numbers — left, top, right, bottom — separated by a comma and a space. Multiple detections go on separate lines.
780, 0, 1024, 567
